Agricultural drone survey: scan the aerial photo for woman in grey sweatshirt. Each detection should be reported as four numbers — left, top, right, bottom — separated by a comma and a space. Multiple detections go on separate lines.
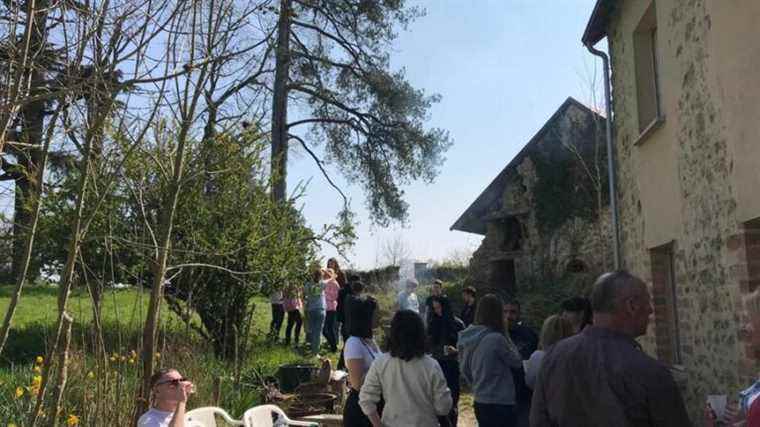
458, 294, 523, 427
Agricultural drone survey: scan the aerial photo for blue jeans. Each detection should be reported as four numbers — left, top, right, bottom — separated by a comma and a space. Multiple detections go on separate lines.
306, 309, 326, 354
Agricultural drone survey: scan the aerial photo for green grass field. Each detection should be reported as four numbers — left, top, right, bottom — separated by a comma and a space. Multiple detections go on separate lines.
0, 285, 477, 425
0, 285, 322, 424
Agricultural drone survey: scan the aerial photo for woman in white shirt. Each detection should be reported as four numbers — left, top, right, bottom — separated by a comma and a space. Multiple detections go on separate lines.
523, 314, 573, 390
343, 295, 381, 427
138, 368, 195, 427
359, 310, 453, 427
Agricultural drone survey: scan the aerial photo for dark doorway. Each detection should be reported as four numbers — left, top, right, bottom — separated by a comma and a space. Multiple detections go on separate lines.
489, 259, 516, 294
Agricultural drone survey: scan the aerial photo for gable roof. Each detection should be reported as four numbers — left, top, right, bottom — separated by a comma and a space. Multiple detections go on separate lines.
450, 97, 602, 235
582, 0, 616, 45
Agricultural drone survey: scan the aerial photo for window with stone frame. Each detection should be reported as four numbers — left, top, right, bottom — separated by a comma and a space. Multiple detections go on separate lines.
650, 242, 682, 365
633, 1, 663, 135
500, 216, 523, 252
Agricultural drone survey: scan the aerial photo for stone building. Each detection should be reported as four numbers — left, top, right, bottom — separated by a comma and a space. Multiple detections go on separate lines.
583, 0, 760, 419
451, 97, 611, 297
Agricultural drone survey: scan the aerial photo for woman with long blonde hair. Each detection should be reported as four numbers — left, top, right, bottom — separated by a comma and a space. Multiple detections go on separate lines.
523, 315, 574, 389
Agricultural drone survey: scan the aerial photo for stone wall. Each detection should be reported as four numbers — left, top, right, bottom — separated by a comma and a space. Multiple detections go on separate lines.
468, 102, 611, 297
606, 0, 760, 420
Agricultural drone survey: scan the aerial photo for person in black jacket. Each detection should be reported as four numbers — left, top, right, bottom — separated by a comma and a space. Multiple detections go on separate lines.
460, 286, 477, 327
425, 279, 451, 327
337, 274, 359, 342
504, 299, 538, 427
337, 276, 362, 370
428, 296, 464, 427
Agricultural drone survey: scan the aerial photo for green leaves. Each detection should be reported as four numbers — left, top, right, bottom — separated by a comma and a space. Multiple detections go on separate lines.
283, 0, 450, 226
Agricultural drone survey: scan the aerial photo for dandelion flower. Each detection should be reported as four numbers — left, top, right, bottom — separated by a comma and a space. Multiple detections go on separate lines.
35, 356, 43, 365
87, 371, 95, 379
33, 365, 41, 374
66, 414, 80, 426
128, 358, 135, 364
14, 387, 23, 398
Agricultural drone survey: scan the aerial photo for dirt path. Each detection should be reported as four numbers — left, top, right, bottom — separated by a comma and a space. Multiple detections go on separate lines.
458, 392, 477, 426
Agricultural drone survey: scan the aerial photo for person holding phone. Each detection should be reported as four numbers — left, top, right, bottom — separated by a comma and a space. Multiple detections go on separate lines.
138, 368, 195, 427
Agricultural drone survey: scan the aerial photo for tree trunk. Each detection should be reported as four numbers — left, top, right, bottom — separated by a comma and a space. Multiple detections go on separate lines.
270, 0, 292, 203
0, 0, 52, 355
137, 123, 191, 419
9, 0, 49, 281
0, 0, 47, 155
0, 108, 55, 357
45, 312, 73, 427
29, 144, 92, 426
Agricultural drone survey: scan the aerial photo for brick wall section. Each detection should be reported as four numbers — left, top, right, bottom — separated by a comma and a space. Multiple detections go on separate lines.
744, 219, 760, 294
650, 244, 678, 365
737, 219, 760, 382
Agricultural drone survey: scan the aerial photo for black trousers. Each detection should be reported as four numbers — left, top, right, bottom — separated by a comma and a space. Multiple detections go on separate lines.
474, 402, 516, 427
436, 358, 460, 427
343, 389, 373, 427
284, 310, 302, 345
270, 304, 285, 339
322, 310, 338, 351
337, 323, 351, 369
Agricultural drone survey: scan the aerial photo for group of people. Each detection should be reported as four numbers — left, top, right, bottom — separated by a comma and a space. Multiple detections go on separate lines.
268, 258, 356, 355
350, 271, 696, 427
395, 277, 539, 427
140, 268, 760, 427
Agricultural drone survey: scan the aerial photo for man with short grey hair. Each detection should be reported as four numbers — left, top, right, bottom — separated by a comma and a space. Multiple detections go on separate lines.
396, 278, 420, 314
530, 271, 691, 427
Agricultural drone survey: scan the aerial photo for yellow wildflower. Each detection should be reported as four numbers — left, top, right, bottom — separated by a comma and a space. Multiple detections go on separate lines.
14, 387, 23, 398
8, 423, 18, 427
109, 356, 116, 363
33, 365, 41, 374
35, 356, 43, 365
128, 358, 135, 365
67, 414, 80, 426
155, 352, 161, 360
120, 356, 126, 362
87, 371, 95, 379
30, 375, 41, 395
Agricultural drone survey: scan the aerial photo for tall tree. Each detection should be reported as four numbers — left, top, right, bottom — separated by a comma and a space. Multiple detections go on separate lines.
269, 0, 451, 224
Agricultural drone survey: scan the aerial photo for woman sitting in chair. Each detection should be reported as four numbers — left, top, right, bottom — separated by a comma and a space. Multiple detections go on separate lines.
139, 368, 195, 427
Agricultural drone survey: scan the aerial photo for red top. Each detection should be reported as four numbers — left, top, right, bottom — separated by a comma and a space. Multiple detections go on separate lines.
748, 397, 760, 427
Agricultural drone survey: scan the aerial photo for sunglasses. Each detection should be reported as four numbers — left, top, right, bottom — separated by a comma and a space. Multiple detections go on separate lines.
155, 377, 189, 387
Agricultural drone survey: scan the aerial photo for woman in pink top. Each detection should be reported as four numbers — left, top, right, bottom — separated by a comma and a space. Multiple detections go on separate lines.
283, 285, 304, 347
322, 268, 341, 352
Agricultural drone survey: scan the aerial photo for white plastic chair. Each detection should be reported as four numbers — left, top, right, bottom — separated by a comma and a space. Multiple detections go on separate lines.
185, 406, 245, 427
242, 404, 317, 427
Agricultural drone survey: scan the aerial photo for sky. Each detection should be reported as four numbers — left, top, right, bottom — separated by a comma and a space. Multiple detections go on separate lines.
290, 0, 603, 270
0, 0, 604, 271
